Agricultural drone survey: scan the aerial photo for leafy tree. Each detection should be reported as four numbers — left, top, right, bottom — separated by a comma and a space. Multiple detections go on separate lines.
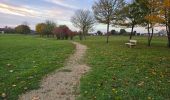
119, 29, 126, 35
53, 25, 74, 40
110, 30, 117, 35
15, 25, 30, 34
144, 0, 163, 46
92, 0, 125, 43
97, 30, 103, 36
3, 26, 15, 34
161, 0, 170, 47
71, 9, 95, 40
35, 23, 46, 37
44, 20, 56, 37
119, 1, 145, 39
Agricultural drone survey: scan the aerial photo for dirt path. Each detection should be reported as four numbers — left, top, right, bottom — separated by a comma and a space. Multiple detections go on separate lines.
19, 42, 90, 100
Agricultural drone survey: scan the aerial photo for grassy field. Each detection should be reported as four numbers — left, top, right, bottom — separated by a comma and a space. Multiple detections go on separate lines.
0, 35, 170, 100
78, 36, 170, 100
0, 34, 74, 100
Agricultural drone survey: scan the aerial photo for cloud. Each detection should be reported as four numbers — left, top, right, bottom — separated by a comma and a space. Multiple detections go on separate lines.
0, 3, 41, 17
0, 2, 76, 30
44, 0, 79, 10
0, 2, 73, 21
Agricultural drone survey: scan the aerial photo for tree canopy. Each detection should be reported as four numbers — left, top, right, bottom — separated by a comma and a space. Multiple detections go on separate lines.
92, 0, 125, 43
71, 9, 96, 40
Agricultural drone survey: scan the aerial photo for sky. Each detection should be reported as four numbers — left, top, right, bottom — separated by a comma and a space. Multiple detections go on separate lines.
0, 0, 164, 33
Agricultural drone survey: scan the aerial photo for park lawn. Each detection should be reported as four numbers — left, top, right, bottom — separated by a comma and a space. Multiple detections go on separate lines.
0, 34, 74, 100
78, 36, 170, 100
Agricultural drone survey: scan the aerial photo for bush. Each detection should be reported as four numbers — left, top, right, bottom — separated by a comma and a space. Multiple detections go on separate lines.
0, 26, 15, 34
53, 25, 75, 40
119, 29, 126, 35
110, 30, 117, 35
15, 25, 30, 34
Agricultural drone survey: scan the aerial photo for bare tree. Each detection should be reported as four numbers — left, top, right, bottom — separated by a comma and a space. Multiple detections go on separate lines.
71, 9, 96, 40
92, 0, 125, 43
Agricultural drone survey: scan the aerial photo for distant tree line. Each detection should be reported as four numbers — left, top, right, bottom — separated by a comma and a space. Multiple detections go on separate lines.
35, 20, 77, 40
0, 25, 31, 34
95, 29, 135, 36
0, 21, 77, 40
0, 26, 15, 34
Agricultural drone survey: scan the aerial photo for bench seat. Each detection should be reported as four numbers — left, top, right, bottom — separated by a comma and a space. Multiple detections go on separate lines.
125, 40, 137, 48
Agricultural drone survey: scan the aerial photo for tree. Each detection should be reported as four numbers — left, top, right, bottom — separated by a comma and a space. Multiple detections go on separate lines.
3, 26, 15, 34
120, 1, 145, 39
97, 30, 103, 36
69, 31, 76, 40
71, 9, 96, 40
161, 0, 170, 47
144, 0, 163, 46
53, 25, 74, 40
44, 20, 56, 37
15, 25, 30, 34
110, 30, 117, 35
119, 29, 126, 35
92, 0, 125, 43
35, 23, 46, 37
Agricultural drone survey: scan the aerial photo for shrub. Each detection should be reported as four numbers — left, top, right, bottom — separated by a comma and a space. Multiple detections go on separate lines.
111, 30, 117, 35
97, 31, 103, 36
53, 25, 75, 40
15, 25, 30, 34
119, 29, 126, 35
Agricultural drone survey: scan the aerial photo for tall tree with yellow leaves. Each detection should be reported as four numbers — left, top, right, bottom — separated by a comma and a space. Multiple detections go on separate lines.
144, 0, 164, 46
161, 0, 170, 47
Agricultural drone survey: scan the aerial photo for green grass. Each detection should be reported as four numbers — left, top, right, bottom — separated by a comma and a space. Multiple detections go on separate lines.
78, 36, 170, 100
0, 34, 74, 100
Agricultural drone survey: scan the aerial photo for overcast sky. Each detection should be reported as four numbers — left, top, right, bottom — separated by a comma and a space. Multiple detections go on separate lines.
0, 0, 164, 33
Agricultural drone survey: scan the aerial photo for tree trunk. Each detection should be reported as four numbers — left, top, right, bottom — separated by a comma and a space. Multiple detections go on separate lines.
168, 34, 170, 47
82, 28, 85, 40
130, 24, 134, 40
79, 32, 83, 40
106, 22, 110, 43
83, 31, 86, 40
167, 9, 170, 47
148, 26, 154, 47
167, 25, 170, 48
147, 23, 150, 46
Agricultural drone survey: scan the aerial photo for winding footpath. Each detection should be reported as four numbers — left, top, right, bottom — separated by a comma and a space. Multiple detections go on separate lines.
19, 42, 90, 100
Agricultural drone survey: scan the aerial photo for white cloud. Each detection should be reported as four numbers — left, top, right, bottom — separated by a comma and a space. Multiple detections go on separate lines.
0, 3, 41, 17
44, 0, 79, 10
0, 3, 74, 21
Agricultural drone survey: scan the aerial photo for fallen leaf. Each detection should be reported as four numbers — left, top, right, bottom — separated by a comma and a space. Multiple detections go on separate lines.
6, 64, 11, 66
9, 70, 13, 73
138, 81, 144, 87
84, 91, 88, 94
32, 96, 40, 100
1, 93, 6, 98
24, 87, 28, 90
148, 96, 152, 100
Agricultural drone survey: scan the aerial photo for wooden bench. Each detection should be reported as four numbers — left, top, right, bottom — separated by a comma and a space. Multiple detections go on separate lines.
125, 40, 137, 48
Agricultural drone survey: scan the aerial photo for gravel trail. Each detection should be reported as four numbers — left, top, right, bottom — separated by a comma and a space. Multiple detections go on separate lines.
19, 42, 90, 100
